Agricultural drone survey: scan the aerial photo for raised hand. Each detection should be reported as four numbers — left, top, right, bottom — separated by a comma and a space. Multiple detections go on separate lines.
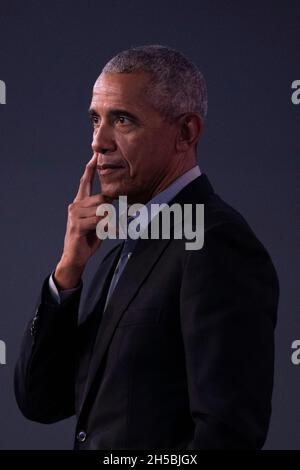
54, 154, 112, 290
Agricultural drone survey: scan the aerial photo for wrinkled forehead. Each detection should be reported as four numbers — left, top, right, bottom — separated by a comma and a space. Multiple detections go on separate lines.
90, 72, 155, 114
93, 72, 150, 99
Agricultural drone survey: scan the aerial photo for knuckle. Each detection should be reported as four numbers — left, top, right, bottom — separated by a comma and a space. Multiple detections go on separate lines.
70, 221, 80, 233
68, 202, 75, 213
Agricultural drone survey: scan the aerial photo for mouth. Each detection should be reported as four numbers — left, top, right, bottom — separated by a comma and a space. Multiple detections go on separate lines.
97, 164, 125, 176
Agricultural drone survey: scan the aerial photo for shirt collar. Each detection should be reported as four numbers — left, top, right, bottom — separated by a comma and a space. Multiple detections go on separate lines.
126, 165, 201, 234
146, 165, 201, 209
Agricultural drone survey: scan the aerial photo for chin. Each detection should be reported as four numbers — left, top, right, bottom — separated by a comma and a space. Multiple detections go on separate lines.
101, 186, 142, 204
101, 183, 127, 200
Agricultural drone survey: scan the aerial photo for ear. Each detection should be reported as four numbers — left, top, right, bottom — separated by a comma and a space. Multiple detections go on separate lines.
175, 113, 203, 153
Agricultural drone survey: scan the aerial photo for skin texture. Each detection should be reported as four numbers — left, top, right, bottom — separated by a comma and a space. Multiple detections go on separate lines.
54, 72, 202, 289
90, 72, 202, 204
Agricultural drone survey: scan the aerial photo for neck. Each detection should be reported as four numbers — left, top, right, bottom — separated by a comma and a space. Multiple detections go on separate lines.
128, 156, 198, 205
152, 162, 197, 198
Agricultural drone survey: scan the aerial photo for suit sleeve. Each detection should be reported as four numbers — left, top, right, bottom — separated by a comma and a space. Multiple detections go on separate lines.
14, 273, 83, 424
180, 221, 279, 449
48, 271, 82, 303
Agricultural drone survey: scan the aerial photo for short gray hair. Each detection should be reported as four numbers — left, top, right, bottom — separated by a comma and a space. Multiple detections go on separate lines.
101, 44, 208, 121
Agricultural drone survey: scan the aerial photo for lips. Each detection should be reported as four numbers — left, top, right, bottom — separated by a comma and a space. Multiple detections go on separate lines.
97, 163, 125, 175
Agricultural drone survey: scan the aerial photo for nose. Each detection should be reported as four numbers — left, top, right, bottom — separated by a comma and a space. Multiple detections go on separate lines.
91, 122, 117, 155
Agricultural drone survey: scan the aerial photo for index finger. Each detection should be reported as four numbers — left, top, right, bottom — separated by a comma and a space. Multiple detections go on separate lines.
74, 153, 98, 201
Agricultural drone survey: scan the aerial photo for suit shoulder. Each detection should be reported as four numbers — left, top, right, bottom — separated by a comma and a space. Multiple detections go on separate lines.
190, 192, 278, 279
203, 193, 254, 235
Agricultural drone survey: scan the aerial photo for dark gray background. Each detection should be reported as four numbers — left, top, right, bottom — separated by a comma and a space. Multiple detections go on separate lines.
0, 0, 299, 450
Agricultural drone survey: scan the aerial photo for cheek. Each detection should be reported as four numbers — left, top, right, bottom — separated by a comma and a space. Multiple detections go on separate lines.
117, 136, 150, 174
117, 130, 173, 181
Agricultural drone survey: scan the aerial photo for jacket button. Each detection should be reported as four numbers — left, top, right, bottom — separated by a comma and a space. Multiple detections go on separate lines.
77, 430, 87, 442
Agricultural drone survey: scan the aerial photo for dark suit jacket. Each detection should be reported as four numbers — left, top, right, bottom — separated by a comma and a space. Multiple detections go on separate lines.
14, 174, 279, 449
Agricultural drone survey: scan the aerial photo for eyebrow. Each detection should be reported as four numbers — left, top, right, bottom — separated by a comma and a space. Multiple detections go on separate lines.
88, 107, 140, 123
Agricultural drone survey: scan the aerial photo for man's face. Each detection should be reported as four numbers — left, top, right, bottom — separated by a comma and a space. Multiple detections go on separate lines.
89, 72, 179, 203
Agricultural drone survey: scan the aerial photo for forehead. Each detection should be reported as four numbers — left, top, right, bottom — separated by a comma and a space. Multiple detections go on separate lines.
90, 72, 151, 112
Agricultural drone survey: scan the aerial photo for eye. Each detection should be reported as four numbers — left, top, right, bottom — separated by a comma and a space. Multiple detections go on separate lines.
116, 115, 132, 125
90, 114, 99, 127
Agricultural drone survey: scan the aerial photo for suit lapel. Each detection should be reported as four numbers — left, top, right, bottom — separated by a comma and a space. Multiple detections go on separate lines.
79, 236, 171, 415
80, 243, 124, 319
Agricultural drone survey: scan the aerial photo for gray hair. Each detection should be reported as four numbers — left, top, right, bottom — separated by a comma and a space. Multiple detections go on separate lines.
101, 44, 208, 121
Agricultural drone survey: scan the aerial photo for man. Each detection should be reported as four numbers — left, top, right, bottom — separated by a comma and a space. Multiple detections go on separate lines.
14, 45, 279, 449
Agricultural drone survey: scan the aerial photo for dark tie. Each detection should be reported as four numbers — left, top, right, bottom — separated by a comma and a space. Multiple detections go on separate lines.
103, 216, 136, 311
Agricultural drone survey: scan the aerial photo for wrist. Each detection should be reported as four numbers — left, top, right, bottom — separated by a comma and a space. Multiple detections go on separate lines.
54, 257, 85, 290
